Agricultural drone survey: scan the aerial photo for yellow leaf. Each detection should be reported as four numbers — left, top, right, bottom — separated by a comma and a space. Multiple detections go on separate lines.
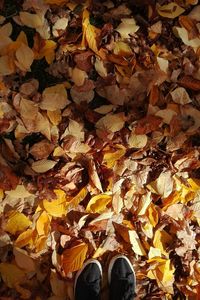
158, 259, 174, 285
156, 3, 185, 19
148, 246, 162, 259
86, 194, 112, 213
61, 243, 88, 274
0, 188, 4, 200
113, 41, 133, 56
43, 189, 68, 217
103, 144, 126, 168
35, 235, 48, 252
81, 9, 106, 60
153, 229, 172, 257
5, 211, 31, 235
34, 38, 57, 64
129, 230, 147, 256
142, 222, 153, 239
36, 211, 51, 236
137, 192, 152, 216
0, 263, 26, 288
188, 178, 200, 191
147, 204, 159, 227
66, 187, 88, 210
15, 229, 36, 248
47, 109, 62, 125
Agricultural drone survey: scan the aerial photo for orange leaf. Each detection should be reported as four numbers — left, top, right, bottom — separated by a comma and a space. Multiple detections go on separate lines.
61, 243, 88, 274
14, 229, 36, 248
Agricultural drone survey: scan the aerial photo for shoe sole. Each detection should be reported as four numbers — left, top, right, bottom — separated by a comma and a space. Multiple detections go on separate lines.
74, 258, 103, 296
108, 254, 136, 287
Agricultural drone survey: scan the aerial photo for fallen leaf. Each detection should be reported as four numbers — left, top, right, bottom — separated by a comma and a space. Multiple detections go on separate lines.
40, 84, 70, 111
103, 144, 126, 168
86, 194, 112, 213
5, 211, 32, 235
81, 9, 106, 60
129, 230, 147, 256
15, 43, 34, 72
96, 113, 125, 133
0, 263, 26, 288
36, 210, 51, 236
137, 192, 152, 215
43, 189, 68, 217
66, 187, 88, 210
61, 243, 88, 274
14, 229, 36, 248
153, 229, 172, 256
50, 269, 66, 297
116, 18, 139, 39
128, 133, 148, 149
173, 26, 200, 49
13, 247, 36, 272
31, 159, 57, 173
88, 159, 103, 192
156, 3, 185, 19
147, 171, 174, 198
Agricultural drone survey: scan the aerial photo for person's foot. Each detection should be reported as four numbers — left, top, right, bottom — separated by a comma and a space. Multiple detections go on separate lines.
108, 255, 136, 300
74, 259, 102, 300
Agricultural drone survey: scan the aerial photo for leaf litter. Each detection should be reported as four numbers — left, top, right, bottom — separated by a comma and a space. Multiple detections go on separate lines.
0, 0, 200, 299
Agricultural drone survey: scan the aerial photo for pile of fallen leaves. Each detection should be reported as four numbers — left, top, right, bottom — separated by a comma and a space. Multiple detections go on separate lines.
0, 0, 200, 299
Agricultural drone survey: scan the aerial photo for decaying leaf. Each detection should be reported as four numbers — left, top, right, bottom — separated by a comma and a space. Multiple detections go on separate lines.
156, 3, 185, 19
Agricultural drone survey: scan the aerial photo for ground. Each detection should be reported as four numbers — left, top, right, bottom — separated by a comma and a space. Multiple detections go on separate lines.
0, 0, 200, 299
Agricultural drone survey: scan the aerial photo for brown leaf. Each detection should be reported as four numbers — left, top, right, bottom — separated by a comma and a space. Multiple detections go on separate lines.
135, 115, 162, 134
178, 76, 200, 91
74, 51, 93, 72
0, 164, 19, 191
29, 140, 54, 160
179, 16, 199, 39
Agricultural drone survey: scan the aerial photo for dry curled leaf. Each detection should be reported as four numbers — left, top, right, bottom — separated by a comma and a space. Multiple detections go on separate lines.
156, 3, 185, 19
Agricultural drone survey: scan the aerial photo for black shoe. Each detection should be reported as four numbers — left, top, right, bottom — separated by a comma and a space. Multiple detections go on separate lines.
108, 255, 136, 300
74, 259, 102, 300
